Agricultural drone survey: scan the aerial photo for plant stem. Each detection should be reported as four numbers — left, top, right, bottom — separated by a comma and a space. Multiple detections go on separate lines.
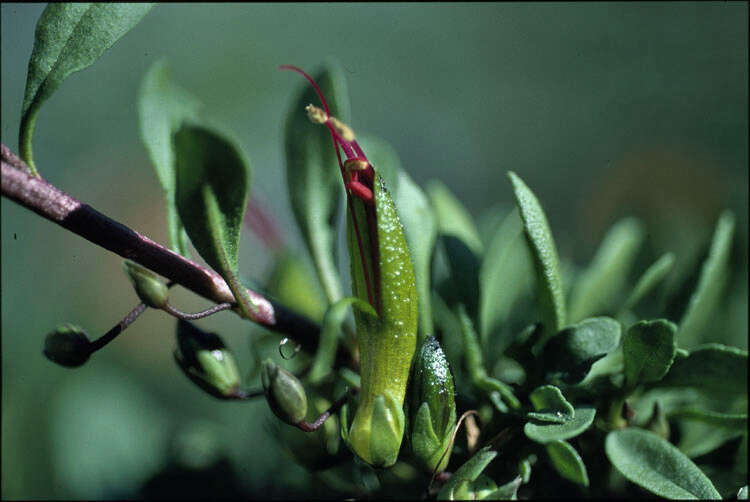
296, 390, 353, 432
1, 143, 323, 354
162, 302, 234, 320
88, 302, 148, 352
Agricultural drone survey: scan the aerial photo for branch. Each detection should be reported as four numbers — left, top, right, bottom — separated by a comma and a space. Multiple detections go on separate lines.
1, 143, 323, 353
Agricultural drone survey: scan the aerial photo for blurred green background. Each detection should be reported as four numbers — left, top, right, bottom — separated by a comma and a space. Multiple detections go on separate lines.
2, 3, 747, 498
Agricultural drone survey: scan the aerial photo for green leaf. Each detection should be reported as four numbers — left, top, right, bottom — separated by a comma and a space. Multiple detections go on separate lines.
458, 304, 520, 410
507, 172, 566, 335
393, 168, 437, 339
525, 406, 596, 443
173, 124, 254, 318
623, 319, 677, 388
19, 3, 154, 174
679, 211, 735, 348
284, 61, 350, 303
659, 344, 748, 397
429, 181, 482, 317
265, 251, 327, 322
527, 385, 574, 423
437, 446, 497, 500
669, 408, 747, 431
546, 440, 589, 487
138, 59, 201, 256
482, 476, 523, 500
541, 317, 621, 384
622, 253, 675, 312
605, 428, 721, 499
479, 209, 533, 346
568, 218, 644, 323
308, 297, 375, 385
428, 180, 483, 255
739, 486, 748, 500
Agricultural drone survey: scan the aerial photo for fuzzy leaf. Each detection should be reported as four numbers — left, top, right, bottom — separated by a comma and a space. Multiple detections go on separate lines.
659, 344, 748, 397
622, 253, 675, 312
138, 59, 201, 256
527, 385, 574, 423
19, 3, 154, 174
623, 319, 677, 388
479, 209, 533, 346
524, 406, 596, 443
508, 172, 566, 335
437, 446, 497, 500
679, 211, 735, 348
605, 428, 721, 499
542, 317, 621, 384
546, 440, 589, 487
568, 218, 644, 322
284, 61, 350, 303
173, 124, 254, 317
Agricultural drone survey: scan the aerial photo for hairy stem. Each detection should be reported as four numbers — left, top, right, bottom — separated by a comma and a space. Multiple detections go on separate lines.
1, 143, 323, 353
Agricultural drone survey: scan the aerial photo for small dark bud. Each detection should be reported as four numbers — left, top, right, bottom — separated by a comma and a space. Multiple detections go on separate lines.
174, 320, 241, 399
43, 324, 91, 367
261, 359, 308, 426
123, 260, 168, 308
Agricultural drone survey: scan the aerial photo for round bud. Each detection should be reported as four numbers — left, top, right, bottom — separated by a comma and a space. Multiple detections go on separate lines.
43, 324, 91, 367
261, 359, 308, 426
174, 320, 241, 399
123, 260, 169, 309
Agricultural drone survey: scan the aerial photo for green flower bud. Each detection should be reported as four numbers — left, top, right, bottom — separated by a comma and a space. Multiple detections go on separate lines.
261, 359, 308, 425
409, 336, 457, 472
345, 391, 405, 468
43, 324, 91, 367
123, 260, 169, 308
174, 320, 241, 399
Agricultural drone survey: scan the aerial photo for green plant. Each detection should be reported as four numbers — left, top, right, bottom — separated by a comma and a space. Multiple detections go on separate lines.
2, 4, 747, 499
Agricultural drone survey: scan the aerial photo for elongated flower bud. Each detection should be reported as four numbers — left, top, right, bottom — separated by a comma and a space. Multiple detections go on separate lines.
284, 65, 418, 467
409, 336, 456, 472
123, 260, 168, 308
43, 324, 91, 367
261, 359, 308, 426
174, 320, 241, 399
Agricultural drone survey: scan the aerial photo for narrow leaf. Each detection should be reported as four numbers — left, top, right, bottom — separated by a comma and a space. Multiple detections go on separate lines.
623, 319, 677, 388
173, 124, 253, 317
20, 3, 154, 174
437, 446, 497, 500
284, 61, 350, 303
541, 317, 621, 384
479, 209, 533, 346
679, 211, 735, 348
525, 406, 596, 443
429, 181, 482, 317
546, 440, 589, 486
606, 428, 721, 499
568, 218, 644, 323
659, 343, 748, 397
138, 59, 201, 256
622, 252, 675, 312
669, 408, 747, 431
308, 296, 376, 385
507, 172, 566, 335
